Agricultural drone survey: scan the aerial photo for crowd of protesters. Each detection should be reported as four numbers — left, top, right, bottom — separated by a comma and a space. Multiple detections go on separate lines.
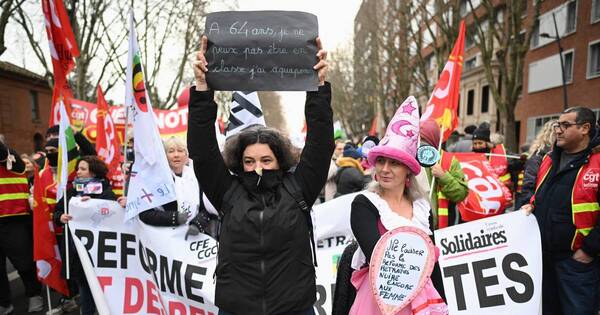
1, 37, 599, 315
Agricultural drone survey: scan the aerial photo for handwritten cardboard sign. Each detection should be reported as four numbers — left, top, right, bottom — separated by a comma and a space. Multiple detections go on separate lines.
369, 226, 436, 314
204, 11, 319, 91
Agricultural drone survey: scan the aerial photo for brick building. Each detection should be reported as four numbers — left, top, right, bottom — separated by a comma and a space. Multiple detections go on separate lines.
354, 0, 600, 148
518, 0, 600, 145
0, 61, 51, 155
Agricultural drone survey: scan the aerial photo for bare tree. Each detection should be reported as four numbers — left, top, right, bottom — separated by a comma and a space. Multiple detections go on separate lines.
407, 0, 461, 100
467, 0, 541, 151
258, 92, 286, 131
329, 46, 370, 139
8, 0, 208, 108
0, 0, 25, 56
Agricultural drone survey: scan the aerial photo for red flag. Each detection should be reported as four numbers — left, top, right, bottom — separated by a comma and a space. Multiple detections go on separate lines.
368, 116, 378, 136
96, 86, 124, 196
42, 0, 80, 126
421, 20, 466, 141
33, 163, 69, 296
449, 153, 512, 222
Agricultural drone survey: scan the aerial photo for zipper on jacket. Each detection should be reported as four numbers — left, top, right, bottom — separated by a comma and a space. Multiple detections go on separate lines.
260, 195, 267, 315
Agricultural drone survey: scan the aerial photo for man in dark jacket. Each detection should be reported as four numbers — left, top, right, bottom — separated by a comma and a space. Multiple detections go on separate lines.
524, 107, 600, 315
334, 145, 368, 197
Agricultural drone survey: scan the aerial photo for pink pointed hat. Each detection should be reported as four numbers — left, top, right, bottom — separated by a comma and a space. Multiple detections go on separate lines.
367, 96, 421, 175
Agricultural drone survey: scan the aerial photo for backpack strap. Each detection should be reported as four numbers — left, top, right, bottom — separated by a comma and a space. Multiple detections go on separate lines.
282, 176, 318, 267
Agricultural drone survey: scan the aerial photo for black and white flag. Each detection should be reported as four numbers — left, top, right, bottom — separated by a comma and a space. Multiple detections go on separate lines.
226, 91, 266, 138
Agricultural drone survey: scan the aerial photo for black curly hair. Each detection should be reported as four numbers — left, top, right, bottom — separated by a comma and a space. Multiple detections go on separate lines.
223, 125, 296, 174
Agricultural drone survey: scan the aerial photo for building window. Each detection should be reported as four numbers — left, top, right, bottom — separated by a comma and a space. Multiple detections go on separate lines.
528, 49, 574, 93
588, 41, 600, 78
481, 85, 489, 113
566, 1, 577, 33
593, 0, 600, 23
464, 56, 477, 71
467, 89, 475, 116
30, 90, 40, 122
563, 50, 574, 83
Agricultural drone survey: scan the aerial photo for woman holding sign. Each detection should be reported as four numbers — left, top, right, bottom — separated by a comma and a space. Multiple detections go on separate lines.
348, 97, 448, 315
188, 35, 333, 315
55, 156, 118, 315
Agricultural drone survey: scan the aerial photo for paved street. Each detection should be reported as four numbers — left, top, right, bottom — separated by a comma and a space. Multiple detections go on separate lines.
6, 260, 79, 315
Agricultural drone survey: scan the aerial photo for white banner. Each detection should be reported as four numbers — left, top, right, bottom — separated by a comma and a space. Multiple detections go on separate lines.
69, 198, 218, 315
434, 211, 542, 315
68, 193, 358, 315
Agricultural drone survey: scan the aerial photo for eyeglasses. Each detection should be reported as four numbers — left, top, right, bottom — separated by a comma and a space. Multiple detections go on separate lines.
552, 121, 585, 132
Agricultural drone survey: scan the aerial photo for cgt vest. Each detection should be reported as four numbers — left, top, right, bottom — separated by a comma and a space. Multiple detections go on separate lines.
535, 153, 600, 251
0, 167, 30, 218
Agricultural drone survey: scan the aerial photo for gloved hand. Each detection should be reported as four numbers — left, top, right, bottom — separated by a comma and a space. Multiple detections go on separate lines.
185, 224, 200, 240
176, 212, 189, 225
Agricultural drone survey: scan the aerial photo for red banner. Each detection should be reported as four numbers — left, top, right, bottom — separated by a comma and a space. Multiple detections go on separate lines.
68, 99, 189, 144
450, 153, 512, 222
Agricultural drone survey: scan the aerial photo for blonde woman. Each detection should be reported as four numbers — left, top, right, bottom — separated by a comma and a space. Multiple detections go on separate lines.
515, 120, 556, 209
348, 97, 447, 315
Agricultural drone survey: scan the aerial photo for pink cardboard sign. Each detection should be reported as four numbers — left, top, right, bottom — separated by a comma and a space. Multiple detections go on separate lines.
369, 226, 436, 315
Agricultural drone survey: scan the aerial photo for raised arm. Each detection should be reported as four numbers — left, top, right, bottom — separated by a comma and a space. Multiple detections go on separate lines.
187, 36, 233, 211
293, 38, 335, 207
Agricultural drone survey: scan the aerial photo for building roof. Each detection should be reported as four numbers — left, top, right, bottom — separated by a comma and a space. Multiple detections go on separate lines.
0, 61, 48, 85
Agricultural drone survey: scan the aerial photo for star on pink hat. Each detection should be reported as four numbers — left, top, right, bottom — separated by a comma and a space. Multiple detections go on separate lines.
368, 96, 421, 175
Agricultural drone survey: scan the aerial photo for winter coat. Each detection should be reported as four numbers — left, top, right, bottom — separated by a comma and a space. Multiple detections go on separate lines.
533, 135, 600, 258
54, 178, 116, 280
187, 83, 334, 315
515, 147, 549, 210
335, 157, 369, 197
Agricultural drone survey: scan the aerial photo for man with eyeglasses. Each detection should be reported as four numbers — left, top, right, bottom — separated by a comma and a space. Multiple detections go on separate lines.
523, 106, 600, 315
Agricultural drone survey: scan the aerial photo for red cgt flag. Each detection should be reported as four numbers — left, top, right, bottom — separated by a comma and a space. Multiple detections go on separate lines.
33, 163, 69, 296
96, 85, 124, 196
421, 20, 466, 141
42, 0, 80, 126
451, 153, 512, 222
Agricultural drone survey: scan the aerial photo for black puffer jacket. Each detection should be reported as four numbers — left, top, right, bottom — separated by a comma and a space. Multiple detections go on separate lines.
187, 83, 334, 315
515, 146, 551, 209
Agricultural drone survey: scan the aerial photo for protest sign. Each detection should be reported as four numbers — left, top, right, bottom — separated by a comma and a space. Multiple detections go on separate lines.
369, 227, 435, 315
435, 211, 542, 314
68, 198, 219, 315
205, 11, 319, 91
68, 192, 359, 315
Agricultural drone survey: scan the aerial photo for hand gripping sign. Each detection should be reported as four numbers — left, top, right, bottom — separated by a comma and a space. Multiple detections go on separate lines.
369, 226, 436, 314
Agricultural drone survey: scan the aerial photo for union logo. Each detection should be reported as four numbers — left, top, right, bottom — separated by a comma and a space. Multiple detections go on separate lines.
132, 53, 149, 112
582, 168, 600, 189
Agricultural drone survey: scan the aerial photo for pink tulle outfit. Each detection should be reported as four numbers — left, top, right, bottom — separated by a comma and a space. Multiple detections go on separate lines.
349, 192, 448, 315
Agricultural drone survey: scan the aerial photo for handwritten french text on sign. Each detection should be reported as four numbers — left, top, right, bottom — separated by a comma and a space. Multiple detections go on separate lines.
205, 11, 319, 91
435, 211, 542, 314
370, 226, 436, 314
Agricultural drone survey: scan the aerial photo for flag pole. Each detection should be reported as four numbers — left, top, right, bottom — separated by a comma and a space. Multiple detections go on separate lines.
46, 285, 53, 314
46, 285, 54, 314
428, 127, 445, 200
64, 186, 70, 279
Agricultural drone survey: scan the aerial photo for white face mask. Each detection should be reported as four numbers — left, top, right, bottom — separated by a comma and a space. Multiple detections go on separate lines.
255, 167, 263, 176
